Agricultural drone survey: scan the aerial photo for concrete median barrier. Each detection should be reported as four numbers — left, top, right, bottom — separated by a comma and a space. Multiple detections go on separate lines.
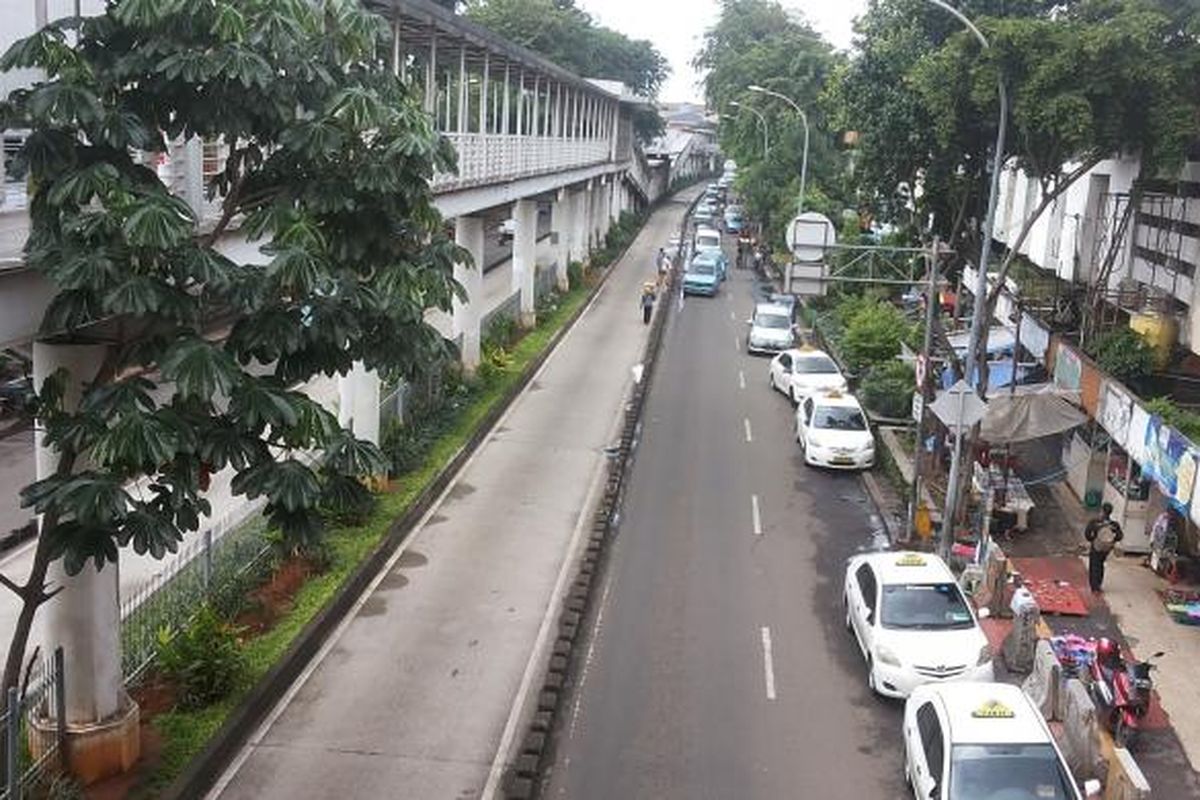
1022, 639, 1062, 720
1059, 678, 1107, 784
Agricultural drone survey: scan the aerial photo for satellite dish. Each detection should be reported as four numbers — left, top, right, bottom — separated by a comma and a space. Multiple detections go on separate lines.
786, 212, 836, 263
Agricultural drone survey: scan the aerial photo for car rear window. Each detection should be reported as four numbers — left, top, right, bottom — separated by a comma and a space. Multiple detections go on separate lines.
792, 356, 838, 374
950, 744, 1076, 800
812, 406, 866, 430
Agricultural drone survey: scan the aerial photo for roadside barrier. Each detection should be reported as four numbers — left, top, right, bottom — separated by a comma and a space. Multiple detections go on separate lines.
1059, 678, 1107, 784
1022, 639, 1061, 720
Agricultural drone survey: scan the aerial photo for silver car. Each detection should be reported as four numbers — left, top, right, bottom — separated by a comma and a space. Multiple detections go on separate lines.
746, 302, 796, 354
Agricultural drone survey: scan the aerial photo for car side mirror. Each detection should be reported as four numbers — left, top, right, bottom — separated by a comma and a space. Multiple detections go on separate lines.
1083, 779, 1102, 798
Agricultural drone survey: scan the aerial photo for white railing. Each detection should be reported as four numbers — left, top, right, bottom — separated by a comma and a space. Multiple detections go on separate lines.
433, 134, 610, 192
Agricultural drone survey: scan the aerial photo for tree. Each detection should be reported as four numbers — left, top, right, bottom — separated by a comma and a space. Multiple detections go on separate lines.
465, 0, 669, 142
0, 0, 463, 698
696, 0, 844, 246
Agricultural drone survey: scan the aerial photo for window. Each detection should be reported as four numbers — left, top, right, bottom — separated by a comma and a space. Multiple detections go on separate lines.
880, 583, 974, 630
917, 703, 944, 791
755, 313, 791, 330
855, 564, 877, 619
812, 406, 866, 431
779, 354, 792, 370
802, 398, 813, 424
793, 356, 839, 375
949, 744, 1075, 800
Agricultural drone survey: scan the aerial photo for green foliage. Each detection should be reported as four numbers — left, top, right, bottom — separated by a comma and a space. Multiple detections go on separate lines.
5, 0, 462, 578
859, 361, 916, 419
156, 605, 245, 710
465, 0, 668, 141
567, 260, 584, 288
1085, 328, 1155, 385
840, 300, 917, 374
1145, 396, 1200, 443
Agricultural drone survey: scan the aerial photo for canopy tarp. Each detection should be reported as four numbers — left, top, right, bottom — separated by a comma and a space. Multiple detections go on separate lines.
979, 383, 1086, 444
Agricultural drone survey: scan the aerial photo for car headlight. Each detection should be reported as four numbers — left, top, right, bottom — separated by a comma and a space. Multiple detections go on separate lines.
875, 643, 902, 667
977, 643, 994, 666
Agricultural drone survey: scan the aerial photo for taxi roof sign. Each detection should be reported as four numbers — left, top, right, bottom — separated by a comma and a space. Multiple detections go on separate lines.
895, 553, 927, 567
971, 700, 1016, 719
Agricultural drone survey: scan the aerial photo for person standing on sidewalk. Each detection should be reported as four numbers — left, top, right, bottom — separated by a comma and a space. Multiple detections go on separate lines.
640, 282, 656, 325
1084, 502, 1123, 593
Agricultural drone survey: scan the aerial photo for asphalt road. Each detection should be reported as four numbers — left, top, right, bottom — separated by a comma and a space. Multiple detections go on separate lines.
543, 246, 909, 798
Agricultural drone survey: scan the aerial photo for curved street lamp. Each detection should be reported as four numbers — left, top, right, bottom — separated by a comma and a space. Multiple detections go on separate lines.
922, 0, 1009, 558
747, 84, 809, 217
728, 100, 770, 157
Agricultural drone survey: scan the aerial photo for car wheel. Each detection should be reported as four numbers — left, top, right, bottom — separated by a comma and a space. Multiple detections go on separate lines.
768, 371, 776, 391
789, 387, 799, 407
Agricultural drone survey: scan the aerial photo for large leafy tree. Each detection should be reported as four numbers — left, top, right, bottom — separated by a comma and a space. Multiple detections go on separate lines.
0, 0, 463, 696
465, 0, 669, 142
697, 0, 843, 246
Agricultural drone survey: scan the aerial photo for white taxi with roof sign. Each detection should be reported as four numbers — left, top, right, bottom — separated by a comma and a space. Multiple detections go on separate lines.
843, 551, 993, 698
903, 682, 1094, 800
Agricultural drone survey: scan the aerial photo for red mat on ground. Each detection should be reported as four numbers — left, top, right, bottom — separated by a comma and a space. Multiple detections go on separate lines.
1010, 557, 1097, 615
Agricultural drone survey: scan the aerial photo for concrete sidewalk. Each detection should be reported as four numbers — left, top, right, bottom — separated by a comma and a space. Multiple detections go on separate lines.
208, 191, 698, 800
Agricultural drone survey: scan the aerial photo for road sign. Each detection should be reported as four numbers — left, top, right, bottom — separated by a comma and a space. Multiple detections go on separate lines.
789, 262, 827, 296
912, 391, 924, 423
785, 212, 836, 263
929, 379, 987, 432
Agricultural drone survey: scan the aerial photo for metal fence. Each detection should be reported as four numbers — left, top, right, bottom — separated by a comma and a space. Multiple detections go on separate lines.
1, 648, 65, 800
119, 517, 274, 685
535, 264, 560, 305
481, 290, 521, 337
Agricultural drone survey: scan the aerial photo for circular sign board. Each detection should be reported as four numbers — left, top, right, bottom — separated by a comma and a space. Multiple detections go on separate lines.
785, 212, 836, 262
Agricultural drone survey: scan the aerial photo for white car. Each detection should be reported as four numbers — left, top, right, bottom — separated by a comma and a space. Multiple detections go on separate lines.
694, 227, 722, 254
796, 391, 875, 469
747, 302, 796, 354
844, 551, 993, 698
767, 348, 847, 404
904, 682, 1094, 800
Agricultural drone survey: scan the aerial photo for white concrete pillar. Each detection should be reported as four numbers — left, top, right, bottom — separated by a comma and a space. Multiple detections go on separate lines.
574, 183, 592, 260
550, 190, 570, 290
453, 216, 485, 372
591, 182, 605, 247
609, 177, 621, 224
512, 198, 538, 327
33, 342, 124, 727
337, 361, 381, 446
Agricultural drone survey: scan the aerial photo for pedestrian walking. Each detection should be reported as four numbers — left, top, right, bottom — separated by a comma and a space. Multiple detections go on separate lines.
640, 282, 656, 325
1084, 502, 1123, 593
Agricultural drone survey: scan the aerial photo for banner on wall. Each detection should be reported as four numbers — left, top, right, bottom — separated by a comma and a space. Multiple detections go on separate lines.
1125, 403, 1151, 464
1142, 416, 1198, 511
1098, 381, 1133, 442
1019, 315, 1051, 363
1053, 343, 1082, 391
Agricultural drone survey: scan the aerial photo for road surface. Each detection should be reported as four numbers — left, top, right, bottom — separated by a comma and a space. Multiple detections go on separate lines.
544, 246, 908, 797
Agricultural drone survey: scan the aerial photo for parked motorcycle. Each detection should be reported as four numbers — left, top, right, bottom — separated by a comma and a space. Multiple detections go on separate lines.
1087, 637, 1163, 748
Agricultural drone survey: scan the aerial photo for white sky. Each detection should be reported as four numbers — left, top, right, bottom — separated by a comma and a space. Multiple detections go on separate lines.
574, 0, 867, 104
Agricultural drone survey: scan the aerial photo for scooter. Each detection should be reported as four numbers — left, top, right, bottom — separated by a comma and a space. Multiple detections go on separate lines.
1088, 648, 1164, 748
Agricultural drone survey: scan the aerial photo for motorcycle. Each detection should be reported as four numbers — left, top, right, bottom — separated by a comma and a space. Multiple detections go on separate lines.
1087, 639, 1163, 748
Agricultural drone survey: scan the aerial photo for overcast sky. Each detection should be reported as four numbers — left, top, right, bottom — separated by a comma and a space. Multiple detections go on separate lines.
575, 0, 867, 104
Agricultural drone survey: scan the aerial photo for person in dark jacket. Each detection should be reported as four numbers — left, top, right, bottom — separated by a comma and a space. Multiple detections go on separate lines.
640, 283, 656, 324
1084, 502, 1123, 592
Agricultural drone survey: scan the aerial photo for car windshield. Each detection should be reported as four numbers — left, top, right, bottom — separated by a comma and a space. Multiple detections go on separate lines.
755, 313, 790, 330
880, 582, 974, 629
950, 744, 1077, 800
689, 263, 715, 276
792, 356, 839, 374
698, 238, 720, 249
812, 406, 866, 431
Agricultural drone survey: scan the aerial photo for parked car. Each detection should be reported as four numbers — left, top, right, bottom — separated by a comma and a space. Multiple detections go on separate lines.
694, 227, 722, 254
844, 551, 994, 698
795, 390, 875, 469
767, 347, 846, 404
689, 249, 727, 282
903, 682, 1095, 800
746, 302, 796, 354
682, 257, 721, 296
693, 208, 716, 228
0, 375, 32, 417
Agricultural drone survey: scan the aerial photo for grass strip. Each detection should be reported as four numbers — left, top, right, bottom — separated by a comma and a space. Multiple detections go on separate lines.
137, 281, 596, 796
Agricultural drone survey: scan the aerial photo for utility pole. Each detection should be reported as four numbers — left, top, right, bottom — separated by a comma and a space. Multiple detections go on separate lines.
907, 237, 940, 542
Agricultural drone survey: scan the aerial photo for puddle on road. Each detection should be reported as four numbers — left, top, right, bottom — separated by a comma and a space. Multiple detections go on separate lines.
357, 595, 388, 617
397, 550, 428, 568
378, 572, 409, 590
447, 482, 476, 500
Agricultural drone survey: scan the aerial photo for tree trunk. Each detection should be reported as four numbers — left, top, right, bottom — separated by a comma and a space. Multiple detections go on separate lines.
2, 521, 56, 698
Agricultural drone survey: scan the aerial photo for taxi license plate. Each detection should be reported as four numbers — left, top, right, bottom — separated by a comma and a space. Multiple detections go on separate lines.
832, 457, 854, 465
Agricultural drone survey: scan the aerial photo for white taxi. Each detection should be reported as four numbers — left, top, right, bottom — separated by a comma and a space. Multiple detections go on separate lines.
796, 391, 875, 469
768, 347, 847, 404
903, 682, 1095, 800
844, 552, 993, 698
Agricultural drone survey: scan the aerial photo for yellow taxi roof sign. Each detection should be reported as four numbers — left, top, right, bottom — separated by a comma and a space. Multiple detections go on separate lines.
895, 553, 927, 567
971, 700, 1016, 719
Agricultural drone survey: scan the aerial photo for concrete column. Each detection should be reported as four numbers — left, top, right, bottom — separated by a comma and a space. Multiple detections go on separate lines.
512, 198, 538, 327
34, 341, 140, 783
337, 361, 381, 446
453, 216, 485, 372
591, 182, 605, 247
550, 190, 570, 290
574, 183, 592, 261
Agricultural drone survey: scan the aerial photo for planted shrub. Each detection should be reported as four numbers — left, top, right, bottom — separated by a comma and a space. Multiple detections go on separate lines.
841, 302, 916, 374
156, 605, 245, 710
859, 361, 916, 419
1086, 328, 1155, 385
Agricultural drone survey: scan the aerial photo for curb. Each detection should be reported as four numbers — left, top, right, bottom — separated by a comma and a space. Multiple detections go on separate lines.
502, 190, 704, 799
160, 204, 657, 800
860, 470, 902, 545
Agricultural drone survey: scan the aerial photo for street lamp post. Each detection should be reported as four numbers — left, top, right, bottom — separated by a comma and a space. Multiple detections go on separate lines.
728, 101, 770, 157
922, 0, 1008, 556
747, 85, 809, 218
